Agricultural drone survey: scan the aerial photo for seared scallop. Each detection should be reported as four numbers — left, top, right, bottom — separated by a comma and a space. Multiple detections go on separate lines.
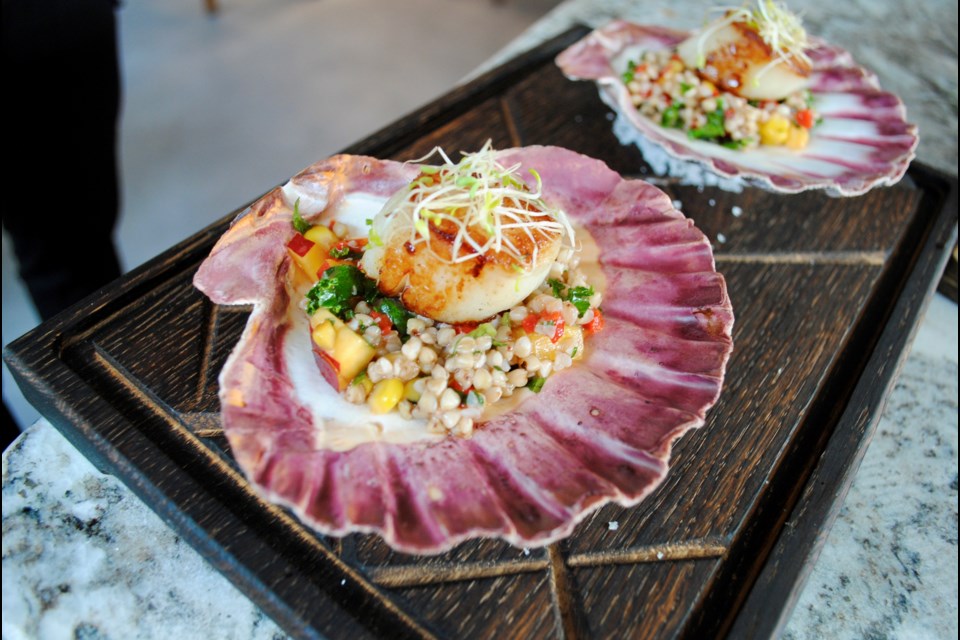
361, 144, 570, 323
677, 2, 812, 101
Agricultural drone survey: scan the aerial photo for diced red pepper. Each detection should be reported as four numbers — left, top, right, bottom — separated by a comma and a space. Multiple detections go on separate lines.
521, 314, 539, 334
522, 311, 565, 343
369, 311, 392, 334
316, 260, 331, 279
796, 109, 815, 129
583, 309, 605, 334
286, 233, 314, 257
453, 321, 479, 335
448, 378, 471, 395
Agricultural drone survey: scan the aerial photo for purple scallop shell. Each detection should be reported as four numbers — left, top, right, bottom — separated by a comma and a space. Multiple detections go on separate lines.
556, 20, 918, 196
194, 147, 734, 554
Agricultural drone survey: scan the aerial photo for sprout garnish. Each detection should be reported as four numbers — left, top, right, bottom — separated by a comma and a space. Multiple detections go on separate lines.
395, 140, 575, 268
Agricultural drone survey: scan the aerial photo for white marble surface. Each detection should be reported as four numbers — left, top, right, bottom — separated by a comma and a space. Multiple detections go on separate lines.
784, 300, 959, 640
3, 1, 958, 638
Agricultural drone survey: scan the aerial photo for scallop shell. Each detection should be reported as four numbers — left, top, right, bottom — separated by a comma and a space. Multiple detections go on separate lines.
194, 146, 734, 554
556, 21, 918, 196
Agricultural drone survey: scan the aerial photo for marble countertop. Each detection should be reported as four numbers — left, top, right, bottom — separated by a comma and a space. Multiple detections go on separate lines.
4, 1, 957, 638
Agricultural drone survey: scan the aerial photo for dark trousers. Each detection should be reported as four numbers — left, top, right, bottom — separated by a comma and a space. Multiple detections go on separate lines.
3, 0, 123, 321
3, 0, 123, 447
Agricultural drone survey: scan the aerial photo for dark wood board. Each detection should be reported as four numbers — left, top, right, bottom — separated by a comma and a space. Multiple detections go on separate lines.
4, 27, 957, 640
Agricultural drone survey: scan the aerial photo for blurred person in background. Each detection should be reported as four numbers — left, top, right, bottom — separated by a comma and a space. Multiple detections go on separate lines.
2, 0, 123, 448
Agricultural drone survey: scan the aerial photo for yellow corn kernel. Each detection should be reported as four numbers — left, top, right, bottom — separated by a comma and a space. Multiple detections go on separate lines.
369, 378, 404, 414
403, 378, 421, 403
785, 124, 810, 150
759, 115, 791, 146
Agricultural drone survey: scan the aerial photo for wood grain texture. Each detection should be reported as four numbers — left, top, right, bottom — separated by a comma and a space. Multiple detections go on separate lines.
4, 26, 956, 639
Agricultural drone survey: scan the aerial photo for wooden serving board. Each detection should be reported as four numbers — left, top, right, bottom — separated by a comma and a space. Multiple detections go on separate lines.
5, 28, 957, 639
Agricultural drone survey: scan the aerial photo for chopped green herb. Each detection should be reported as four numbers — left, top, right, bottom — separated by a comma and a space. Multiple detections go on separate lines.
546, 279, 595, 317
721, 138, 750, 150
528, 376, 546, 393
661, 104, 682, 129
571, 346, 579, 358
679, 81, 693, 94
621, 60, 637, 84
351, 371, 368, 386
371, 297, 412, 335
565, 285, 594, 317
688, 101, 727, 141
329, 245, 354, 259
547, 278, 565, 298
292, 198, 312, 234
305, 265, 366, 317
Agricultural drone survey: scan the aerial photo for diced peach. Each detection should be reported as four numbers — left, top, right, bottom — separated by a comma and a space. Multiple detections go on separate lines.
311, 319, 337, 352
332, 326, 376, 386
287, 235, 328, 280
304, 225, 337, 251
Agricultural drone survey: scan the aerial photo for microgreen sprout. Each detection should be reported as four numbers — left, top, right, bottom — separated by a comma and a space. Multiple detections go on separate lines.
395, 140, 575, 268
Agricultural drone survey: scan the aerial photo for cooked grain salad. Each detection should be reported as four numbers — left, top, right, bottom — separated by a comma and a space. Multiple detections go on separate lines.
622, 49, 819, 151
299, 233, 602, 437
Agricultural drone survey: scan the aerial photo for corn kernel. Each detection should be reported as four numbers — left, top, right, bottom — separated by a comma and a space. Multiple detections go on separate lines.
368, 378, 404, 414
785, 124, 810, 150
759, 115, 791, 146
404, 378, 422, 403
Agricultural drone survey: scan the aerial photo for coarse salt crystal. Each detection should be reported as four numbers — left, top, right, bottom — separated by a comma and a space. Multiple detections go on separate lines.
672, 200, 683, 210
608, 521, 619, 531
717, 233, 727, 243
708, 198, 716, 206
731, 205, 743, 217
656, 551, 664, 560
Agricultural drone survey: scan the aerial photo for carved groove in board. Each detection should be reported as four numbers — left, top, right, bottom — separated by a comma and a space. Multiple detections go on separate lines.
548, 544, 590, 640
193, 297, 217, 408
568, 539, 727, 566
365, 538, 727, 589
715, 251, 888, 265
369, 558, 549, 588
500, 96, 523, 148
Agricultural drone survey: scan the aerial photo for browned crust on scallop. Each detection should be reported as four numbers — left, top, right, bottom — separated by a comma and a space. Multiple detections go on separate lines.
699, 22, 810, 94
375, 204, 560, 321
